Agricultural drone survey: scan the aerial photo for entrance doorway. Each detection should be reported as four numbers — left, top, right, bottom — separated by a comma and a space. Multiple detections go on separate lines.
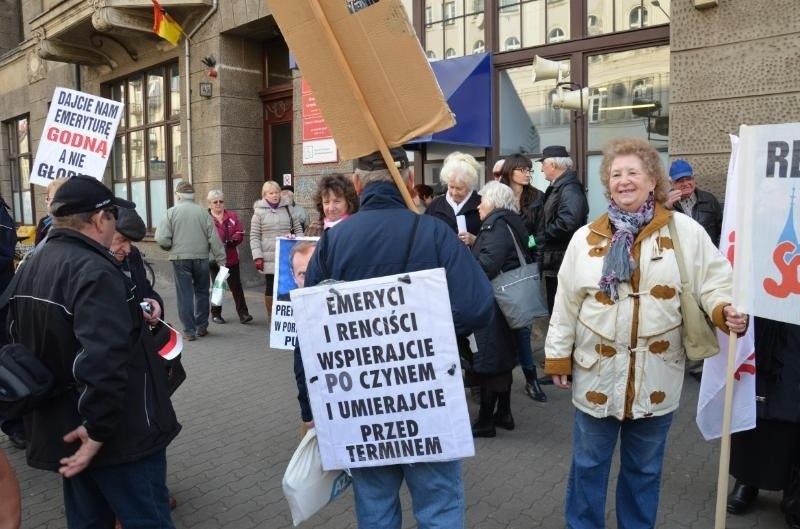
260, 86, 292, 184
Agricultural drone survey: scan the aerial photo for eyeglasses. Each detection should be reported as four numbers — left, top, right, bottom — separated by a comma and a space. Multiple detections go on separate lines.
211, 200, 224, 204
515, 168, 532, 174
102, 206, 119, 220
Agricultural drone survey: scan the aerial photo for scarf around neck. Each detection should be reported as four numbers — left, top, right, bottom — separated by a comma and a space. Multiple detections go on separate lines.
598, 194, 655, 301
323, 215, 349, 230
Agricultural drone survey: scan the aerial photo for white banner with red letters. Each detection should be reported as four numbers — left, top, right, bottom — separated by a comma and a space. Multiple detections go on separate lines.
30, 87, 123, 187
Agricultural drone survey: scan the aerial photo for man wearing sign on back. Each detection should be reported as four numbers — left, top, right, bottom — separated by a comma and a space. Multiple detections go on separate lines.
298, 148, 494, 528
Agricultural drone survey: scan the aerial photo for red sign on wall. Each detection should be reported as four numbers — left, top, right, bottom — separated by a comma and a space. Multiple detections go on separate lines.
302, 78, 337, 163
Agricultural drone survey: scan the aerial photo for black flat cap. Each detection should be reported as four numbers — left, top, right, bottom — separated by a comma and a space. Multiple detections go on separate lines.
115, 208, 147, 242
356, 148, 409, 171
537, 145, 570, 162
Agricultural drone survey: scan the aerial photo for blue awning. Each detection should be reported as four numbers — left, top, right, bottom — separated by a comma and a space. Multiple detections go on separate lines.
409, 52, 492, 147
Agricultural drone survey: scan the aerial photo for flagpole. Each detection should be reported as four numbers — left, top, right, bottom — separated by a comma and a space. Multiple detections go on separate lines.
306, 0, 417, 212
713, 331, 739, 529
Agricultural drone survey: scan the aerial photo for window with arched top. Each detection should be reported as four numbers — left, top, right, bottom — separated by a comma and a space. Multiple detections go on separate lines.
445, 48, 457, 59
472, 40, 485, 54
629, 6, 648, 29
548, 27, 566, 43
587, 14, 601, 35
504, 36, 521, 51
426, 50, 437, 59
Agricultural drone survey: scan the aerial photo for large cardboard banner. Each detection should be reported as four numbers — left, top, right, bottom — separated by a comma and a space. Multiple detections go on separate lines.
732, 122, 800, 325
292, 268, 474, 470
30, 87, 123, 187
271, 236, 320, 350
268, 0, 454, 160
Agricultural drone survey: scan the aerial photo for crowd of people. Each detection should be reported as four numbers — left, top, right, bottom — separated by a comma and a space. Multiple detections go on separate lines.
0, 138, 792, 529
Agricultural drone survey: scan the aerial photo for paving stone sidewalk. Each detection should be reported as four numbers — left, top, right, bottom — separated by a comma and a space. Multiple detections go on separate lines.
5, 283, 781, 528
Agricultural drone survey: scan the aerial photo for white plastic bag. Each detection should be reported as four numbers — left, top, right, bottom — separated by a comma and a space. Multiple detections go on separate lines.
282, 428, 352, 526
210, 266, 229, 306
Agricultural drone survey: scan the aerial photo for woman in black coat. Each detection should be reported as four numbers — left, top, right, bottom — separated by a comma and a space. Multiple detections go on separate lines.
469, 181, 530, 437
424, 152, 482, 244
728, 318, 800, 527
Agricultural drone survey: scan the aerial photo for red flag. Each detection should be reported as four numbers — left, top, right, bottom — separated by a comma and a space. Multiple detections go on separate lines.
156, 320, 183, 360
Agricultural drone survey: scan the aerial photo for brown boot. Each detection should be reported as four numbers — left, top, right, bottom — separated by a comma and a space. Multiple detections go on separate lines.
264, 295, 273, 321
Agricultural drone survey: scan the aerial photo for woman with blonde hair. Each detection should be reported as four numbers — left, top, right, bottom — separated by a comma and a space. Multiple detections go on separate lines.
250, 180, 303, 319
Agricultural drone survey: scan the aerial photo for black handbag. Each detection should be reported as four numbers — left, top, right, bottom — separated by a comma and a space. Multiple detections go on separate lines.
150, 321, 187, 396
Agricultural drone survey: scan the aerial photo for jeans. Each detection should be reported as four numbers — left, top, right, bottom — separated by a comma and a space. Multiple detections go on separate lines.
566, 409, 674, 529
351, 461, 464, 529
171, 259, 210, 336
516, 326, 534, 371
63, 448, 174, 529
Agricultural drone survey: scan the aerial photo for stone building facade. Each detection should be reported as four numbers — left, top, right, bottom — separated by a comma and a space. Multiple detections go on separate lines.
0, 0, 797, 284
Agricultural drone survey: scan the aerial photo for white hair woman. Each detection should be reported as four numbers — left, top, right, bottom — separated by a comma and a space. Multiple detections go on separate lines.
207, 189, 252, 324
468, 181, 533, 438
424, 151, 482, 246
250, 180, 303, 319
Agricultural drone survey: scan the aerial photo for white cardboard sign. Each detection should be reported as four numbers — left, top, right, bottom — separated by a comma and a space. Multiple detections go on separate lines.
292, 268, 474, 470
30, 87, 123, 187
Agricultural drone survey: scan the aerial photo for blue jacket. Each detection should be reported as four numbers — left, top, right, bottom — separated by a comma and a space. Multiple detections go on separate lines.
294, 181, 494, 421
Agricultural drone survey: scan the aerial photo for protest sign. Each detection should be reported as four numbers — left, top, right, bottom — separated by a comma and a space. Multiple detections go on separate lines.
292, 268, 474, 470
271, 237, 319, 350
732, 122, 800, 325
30, 87, 123, 187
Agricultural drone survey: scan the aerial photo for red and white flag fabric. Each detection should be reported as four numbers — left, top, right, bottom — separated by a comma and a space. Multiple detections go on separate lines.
156, 319, 183, 360
696, 134, 757, 441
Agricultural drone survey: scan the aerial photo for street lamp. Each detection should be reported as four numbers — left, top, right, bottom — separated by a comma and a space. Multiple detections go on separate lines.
650, 0, 671, 20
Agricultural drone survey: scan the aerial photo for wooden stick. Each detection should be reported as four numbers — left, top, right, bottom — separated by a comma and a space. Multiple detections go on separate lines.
713, 331, 739, 529
306, 0, 417, 211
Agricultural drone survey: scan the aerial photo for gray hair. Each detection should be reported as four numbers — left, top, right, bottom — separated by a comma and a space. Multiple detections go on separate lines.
440, 153, 480, 191
354, 168, 409, 188
545, 156, 574, 171
207, 189, 224, 202
478, 181, 518, 213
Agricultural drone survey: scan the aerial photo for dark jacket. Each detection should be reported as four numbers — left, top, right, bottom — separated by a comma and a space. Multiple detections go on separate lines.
672, 188, 723, 248
519, 187, 546, 263
294, 181, 494, 422
8, 229, 180, 471
470, 209, 528, 375
125, 246, 163, 312
753, 318, 800, 423
424, 191, 482, 235
542, 170, 588, 273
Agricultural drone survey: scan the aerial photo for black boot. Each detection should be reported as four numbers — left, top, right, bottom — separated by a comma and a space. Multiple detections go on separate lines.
493, 389, 515, 430
523, 368, 548, 402
472, 386, 497, 438
727, 480, 758, 515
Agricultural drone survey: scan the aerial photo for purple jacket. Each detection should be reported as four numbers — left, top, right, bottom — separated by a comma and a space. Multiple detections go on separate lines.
210, 209, 245, 266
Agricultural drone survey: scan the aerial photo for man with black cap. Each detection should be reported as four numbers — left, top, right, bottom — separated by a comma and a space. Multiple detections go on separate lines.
539, 145, 589, 312
7, 175, 180, 529
294, 148, 494, 529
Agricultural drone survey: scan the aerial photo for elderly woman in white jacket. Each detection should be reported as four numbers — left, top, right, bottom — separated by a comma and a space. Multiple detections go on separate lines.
250, 180, 303, 319
544, 138, 748, 529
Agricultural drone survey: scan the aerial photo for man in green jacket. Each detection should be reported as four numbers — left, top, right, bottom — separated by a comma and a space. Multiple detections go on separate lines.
155, 181, 225, 341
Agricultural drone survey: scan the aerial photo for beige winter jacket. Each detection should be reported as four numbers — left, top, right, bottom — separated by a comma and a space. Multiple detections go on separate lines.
249, 197, 303, 274
545, 206, 733, 420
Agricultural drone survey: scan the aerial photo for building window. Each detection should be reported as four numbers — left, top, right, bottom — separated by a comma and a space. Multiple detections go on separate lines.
499, 0, 519, 13
632, 77, 654, 100
587, 14, 601, 35
444, 1, 456, 24
629, 6, 648, 29
426, 50, 437, 59
104, 61, 181, 230
504, 36, 521, 51
425, 0, 484, 60
472, 39, 485, 54
5, 115, 33, 225
548, 27, 566, 43
588, 88, 608, 123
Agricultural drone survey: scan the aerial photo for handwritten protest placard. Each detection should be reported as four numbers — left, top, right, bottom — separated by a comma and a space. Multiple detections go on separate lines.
292, 268, 474, 471
30, 87, 123, 186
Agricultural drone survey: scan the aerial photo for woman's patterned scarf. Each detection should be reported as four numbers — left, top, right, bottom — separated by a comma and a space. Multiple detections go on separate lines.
598, 194, 655, 301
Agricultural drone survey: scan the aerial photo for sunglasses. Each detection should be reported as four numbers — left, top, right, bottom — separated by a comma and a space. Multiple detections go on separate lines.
102, 206, 119, 220
211, 200, 224, 204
